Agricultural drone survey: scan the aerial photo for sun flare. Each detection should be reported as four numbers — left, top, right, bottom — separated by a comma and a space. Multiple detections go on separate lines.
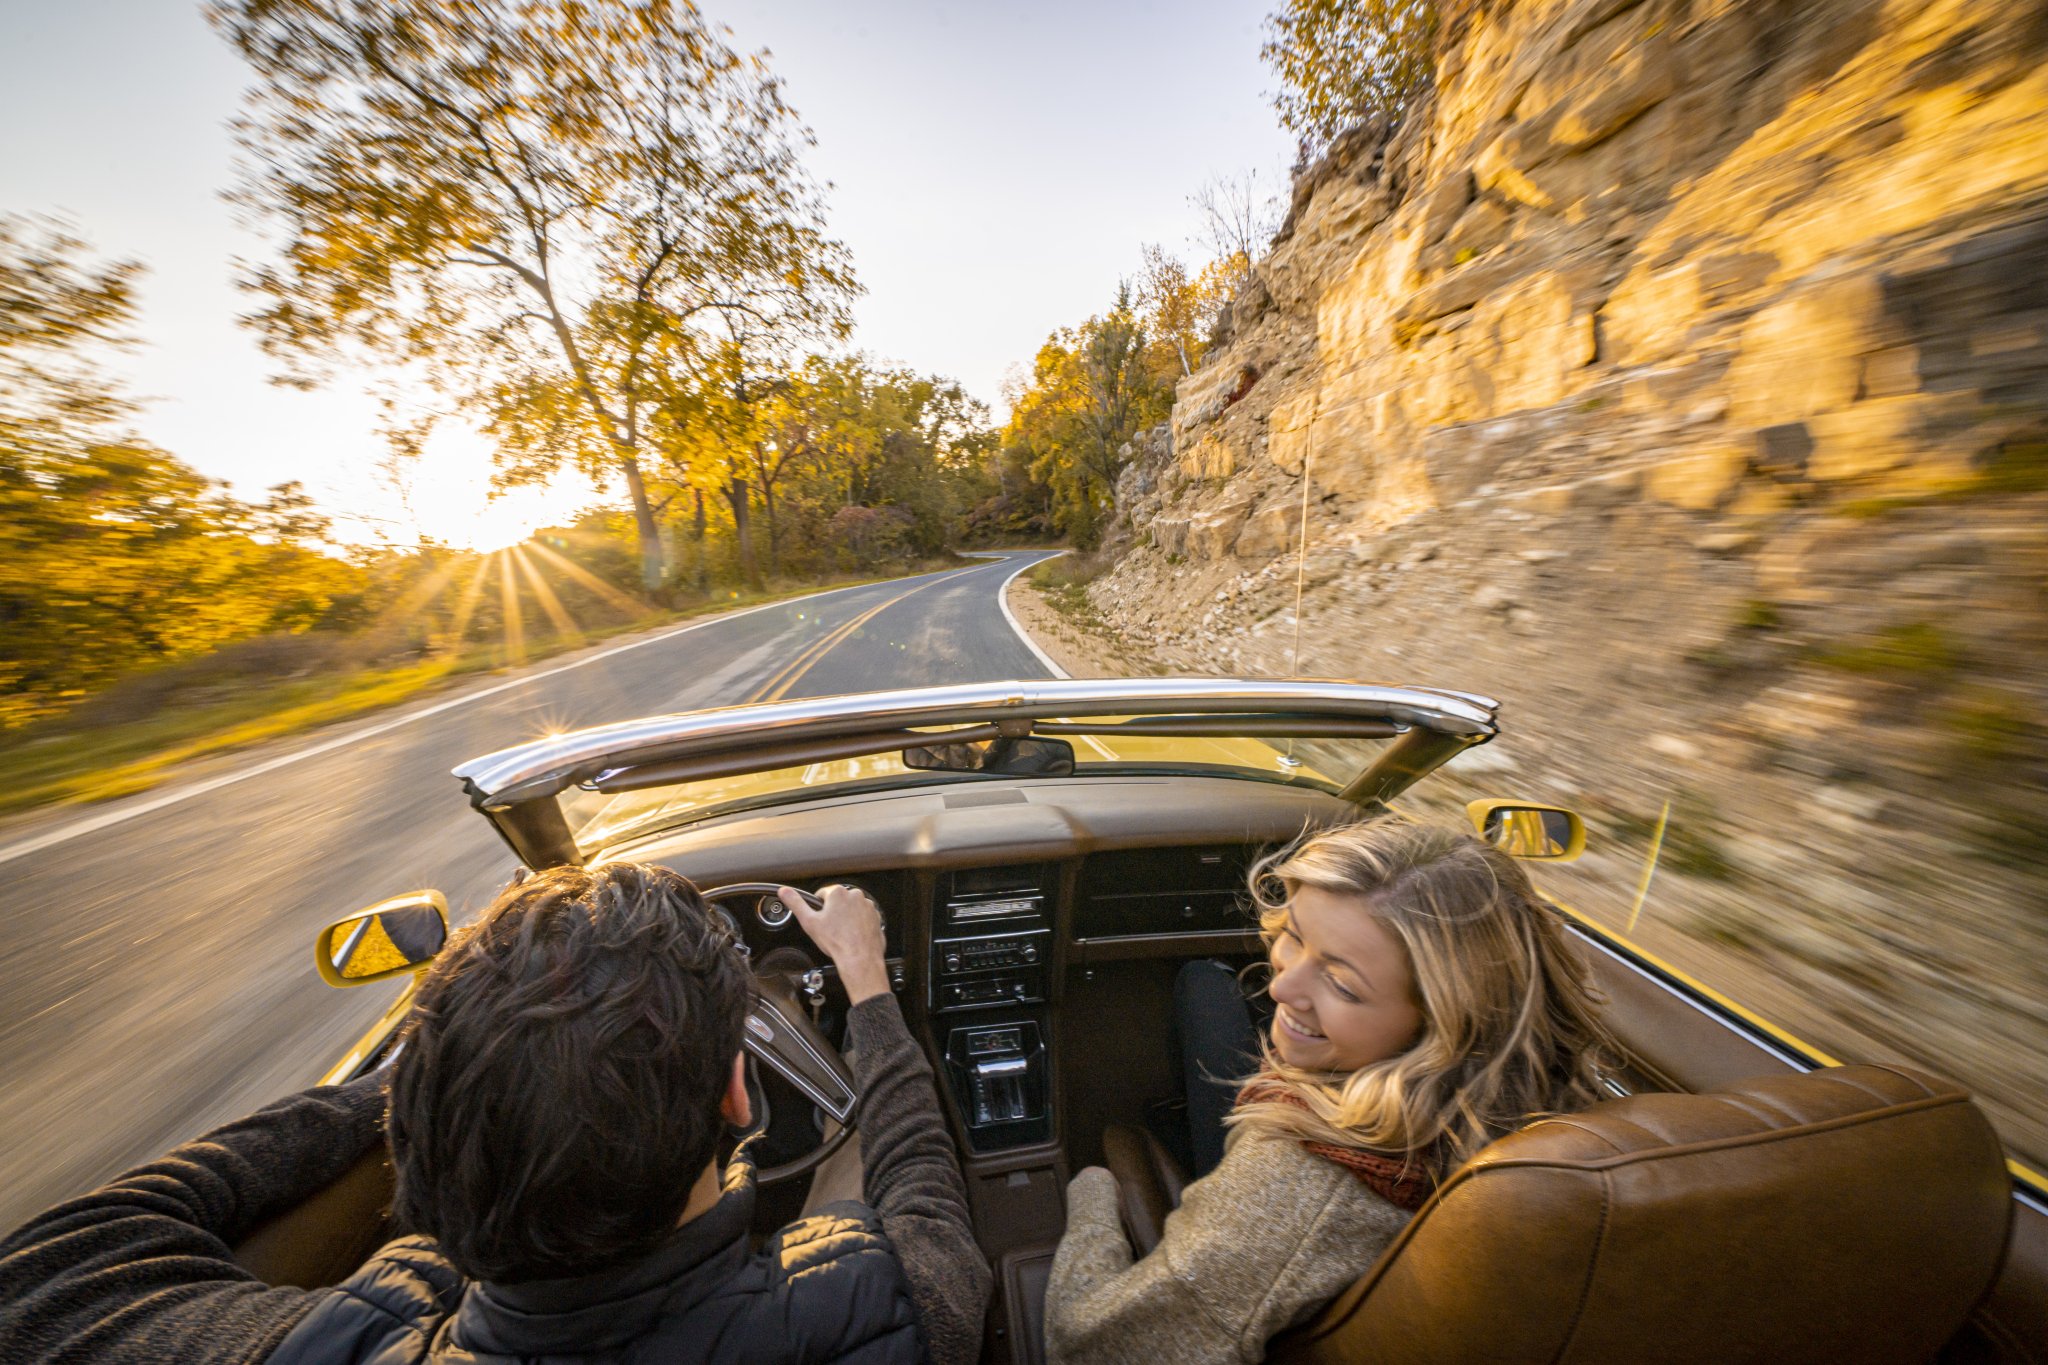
397, 427, 601, 552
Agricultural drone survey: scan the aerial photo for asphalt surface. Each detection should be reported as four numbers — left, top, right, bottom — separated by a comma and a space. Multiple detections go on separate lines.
0, 551, 1063, 1232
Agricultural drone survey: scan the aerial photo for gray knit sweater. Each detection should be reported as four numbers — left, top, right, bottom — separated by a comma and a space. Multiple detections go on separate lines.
1045, 1132, 1413, 1364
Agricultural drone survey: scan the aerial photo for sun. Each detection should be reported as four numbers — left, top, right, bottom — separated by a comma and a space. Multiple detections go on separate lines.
401, 427, 602, 552
442, 488, 571, 554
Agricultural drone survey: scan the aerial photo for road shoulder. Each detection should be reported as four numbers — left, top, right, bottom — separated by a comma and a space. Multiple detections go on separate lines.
1002, 565, 1155, 679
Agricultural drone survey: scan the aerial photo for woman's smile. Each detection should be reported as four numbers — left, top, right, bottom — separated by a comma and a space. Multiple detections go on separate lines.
1275, 1004, 1325, 1044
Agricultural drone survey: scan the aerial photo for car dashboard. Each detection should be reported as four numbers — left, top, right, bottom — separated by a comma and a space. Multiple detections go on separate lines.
606, 774, 1354, 1167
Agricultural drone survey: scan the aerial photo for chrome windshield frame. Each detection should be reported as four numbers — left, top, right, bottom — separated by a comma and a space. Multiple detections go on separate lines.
452, 677, 1500, 868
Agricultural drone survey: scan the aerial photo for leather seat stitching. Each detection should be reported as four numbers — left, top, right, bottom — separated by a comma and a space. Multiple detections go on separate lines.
1479, 1091, 1972, 1173
1830, 1065, 1936, 1103
1551, 1168, 1611, 1365
1517, 1117, 1630, 1153
1717, 1094, 1800, 1126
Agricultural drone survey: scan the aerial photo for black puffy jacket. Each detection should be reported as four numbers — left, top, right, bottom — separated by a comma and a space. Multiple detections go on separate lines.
0, 997, 980, 1365
268, 1162, 924, 1365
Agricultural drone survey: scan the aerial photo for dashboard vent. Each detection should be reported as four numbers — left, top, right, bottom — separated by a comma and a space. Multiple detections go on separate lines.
1073, 845, 1257, 939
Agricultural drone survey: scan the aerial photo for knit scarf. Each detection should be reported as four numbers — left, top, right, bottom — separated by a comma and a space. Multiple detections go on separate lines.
1236, 1081, 1435, 1211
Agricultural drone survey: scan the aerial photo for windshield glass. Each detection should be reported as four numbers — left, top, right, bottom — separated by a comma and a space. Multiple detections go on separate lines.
563, 723, 1382, 855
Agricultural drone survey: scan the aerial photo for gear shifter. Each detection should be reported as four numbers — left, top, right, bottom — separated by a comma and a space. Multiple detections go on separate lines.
969, 1055, 1031, 1124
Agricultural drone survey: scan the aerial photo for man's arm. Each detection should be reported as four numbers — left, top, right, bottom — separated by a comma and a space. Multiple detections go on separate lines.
787, 885, 994, 1365
845, 991, 992, 1365
0, 1074, 387, 1365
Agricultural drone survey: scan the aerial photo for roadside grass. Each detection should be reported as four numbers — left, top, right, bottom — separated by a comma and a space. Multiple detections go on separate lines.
0, 564, 956, 820
1026, 551, 1110, 623
0, 658, 484, 816
1809, 621, 1964, 679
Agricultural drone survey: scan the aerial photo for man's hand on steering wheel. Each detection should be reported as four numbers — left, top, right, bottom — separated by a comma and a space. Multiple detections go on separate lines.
780, 884, 889, 1004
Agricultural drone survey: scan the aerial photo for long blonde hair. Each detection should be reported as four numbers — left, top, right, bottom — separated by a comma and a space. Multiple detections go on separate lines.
1227, 817, 1614, 1180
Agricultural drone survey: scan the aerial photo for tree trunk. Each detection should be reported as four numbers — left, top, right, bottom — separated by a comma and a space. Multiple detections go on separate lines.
692, 486, 709, 593
761, 476, 780, 575
619, 455, 665, 592
725, 478, 761, 590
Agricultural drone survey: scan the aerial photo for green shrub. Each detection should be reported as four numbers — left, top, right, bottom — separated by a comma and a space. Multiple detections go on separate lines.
1738, 598, 1783, 631
1939, 686, 2041, 764
1614, 792, 1738, 883
1811, 622, 1963, 678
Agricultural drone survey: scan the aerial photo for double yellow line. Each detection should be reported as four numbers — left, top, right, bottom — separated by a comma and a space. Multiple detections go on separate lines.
744, 567, 975, 705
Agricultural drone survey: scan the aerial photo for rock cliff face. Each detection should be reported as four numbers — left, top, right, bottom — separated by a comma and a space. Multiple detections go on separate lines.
1085, 0, 2048, 1160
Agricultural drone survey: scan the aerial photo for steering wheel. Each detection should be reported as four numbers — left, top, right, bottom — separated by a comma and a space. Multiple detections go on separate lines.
700, 883, 860, 1185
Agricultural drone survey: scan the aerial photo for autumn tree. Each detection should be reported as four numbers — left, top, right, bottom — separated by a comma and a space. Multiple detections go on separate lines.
211, 0, 855, 591
960, 436, 1054, 543
1136, 244, 1240, 377
1002, 286, 1173, 547
0, 219, 358, 726
1262, 0, 1439, 153
649, 330, 782, 588
737, 354, 987, 572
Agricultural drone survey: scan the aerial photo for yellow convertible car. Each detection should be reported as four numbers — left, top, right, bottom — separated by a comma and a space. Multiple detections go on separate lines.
250, 678, 2045, 1363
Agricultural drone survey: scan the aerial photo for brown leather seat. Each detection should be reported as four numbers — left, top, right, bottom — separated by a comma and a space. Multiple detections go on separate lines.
1105, 1064, 2012, 1364
1101, 1123, 1186, 1254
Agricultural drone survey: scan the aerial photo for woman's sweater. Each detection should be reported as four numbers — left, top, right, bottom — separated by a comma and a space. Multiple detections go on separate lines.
1045, 1132, 1413, 1364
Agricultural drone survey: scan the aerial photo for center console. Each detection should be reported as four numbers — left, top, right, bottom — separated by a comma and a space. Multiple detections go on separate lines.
929, 863, 1056, 1152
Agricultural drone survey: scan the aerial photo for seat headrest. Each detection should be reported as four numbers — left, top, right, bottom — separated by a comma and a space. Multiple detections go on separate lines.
1270, 1065, 2012, 1365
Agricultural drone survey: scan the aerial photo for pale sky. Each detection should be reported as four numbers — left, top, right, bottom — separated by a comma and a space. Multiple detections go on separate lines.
1, 0, 1294, 549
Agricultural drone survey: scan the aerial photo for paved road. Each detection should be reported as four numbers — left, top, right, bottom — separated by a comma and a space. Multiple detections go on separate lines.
0, 551, 1063, 1231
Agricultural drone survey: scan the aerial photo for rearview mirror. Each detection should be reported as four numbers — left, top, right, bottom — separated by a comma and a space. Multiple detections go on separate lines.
1467, 800, 1586, 861
315, 891, 449, 987
902, 735, 1076, 777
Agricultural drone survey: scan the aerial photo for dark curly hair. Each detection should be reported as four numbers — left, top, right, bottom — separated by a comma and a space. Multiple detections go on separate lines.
386, 862, 753, 1283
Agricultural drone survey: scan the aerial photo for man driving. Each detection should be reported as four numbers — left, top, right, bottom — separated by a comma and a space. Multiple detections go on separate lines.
0, 864, 992, 1365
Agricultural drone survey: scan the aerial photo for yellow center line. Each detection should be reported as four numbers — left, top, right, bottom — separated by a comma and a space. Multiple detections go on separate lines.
746, 567, 977, 705
577, 566, 985, 842
750, 600, 895, 702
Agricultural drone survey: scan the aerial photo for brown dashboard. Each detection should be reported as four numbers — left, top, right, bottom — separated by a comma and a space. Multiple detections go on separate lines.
604, 774, 1352, 1010
602, 773, 1353, 889
605, 774, 1353, 1160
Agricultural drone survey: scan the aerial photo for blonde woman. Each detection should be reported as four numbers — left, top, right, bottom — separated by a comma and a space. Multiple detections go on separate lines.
1045, 818, 1615, 1364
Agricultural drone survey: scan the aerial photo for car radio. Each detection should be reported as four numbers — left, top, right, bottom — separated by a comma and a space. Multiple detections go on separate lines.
933, 863, 1056, 1015
928, 868, 1054, 1146
932, 927, 1049, 1012
937, 931, 1043, 974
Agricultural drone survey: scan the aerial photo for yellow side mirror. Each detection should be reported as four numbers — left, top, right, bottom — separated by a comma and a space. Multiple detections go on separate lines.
315, 891, 449, 987
1467, 800, 1587, 861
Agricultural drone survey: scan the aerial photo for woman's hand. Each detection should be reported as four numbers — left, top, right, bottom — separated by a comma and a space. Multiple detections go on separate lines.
782, 884, 890, 1004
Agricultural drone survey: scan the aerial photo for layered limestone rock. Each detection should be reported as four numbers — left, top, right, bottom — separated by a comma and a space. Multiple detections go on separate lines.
1081, 0, 2048, 1162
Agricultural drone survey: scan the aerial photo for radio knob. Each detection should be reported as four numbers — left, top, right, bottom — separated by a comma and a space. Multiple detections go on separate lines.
943, 952, 963, 973
1020, 943, 1038, 963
